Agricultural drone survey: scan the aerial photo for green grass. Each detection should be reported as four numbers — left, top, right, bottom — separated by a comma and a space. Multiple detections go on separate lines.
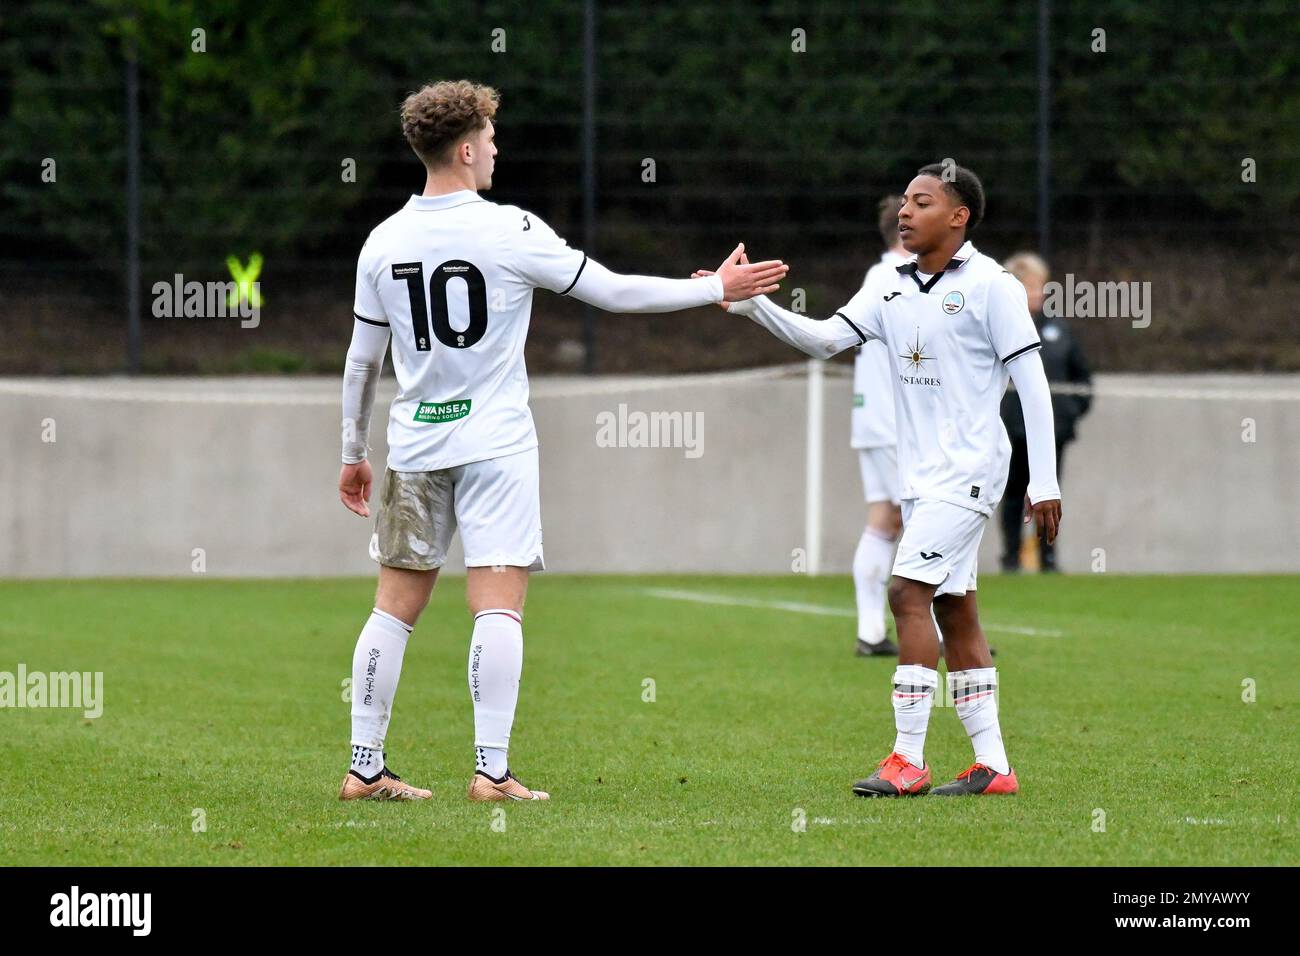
0, 574, 1295, 866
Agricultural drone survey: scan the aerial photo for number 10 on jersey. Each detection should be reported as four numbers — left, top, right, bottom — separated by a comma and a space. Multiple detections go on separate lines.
391, 260, 489, 350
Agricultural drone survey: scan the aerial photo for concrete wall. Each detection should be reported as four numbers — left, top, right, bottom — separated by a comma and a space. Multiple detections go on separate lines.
2, 370, 1297, 577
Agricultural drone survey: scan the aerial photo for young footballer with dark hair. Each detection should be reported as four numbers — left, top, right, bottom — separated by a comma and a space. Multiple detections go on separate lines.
699, 163, 1060, 796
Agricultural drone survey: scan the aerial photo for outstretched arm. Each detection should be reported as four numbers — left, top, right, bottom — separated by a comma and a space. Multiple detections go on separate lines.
566, 243, 787, 313
695, 257, 877, 360
726, 294, 869, 360
510, 213, 786, 313
567, 260, 724, 313
1007, 349, 1062, 542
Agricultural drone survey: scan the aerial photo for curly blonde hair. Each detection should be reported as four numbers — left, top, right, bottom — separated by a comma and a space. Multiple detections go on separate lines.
400, 80, 499, 167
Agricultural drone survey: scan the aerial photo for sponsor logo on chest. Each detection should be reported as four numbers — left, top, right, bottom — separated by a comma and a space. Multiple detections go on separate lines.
897, 327, 941, 387
883, 286, 976, 388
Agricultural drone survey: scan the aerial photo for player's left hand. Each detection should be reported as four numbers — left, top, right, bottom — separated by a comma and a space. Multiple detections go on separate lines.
1025, 496, 1061, 544
340, 460, 374, 517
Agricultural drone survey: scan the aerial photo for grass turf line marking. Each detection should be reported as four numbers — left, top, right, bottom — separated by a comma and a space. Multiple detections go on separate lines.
641, 587, 1065, 637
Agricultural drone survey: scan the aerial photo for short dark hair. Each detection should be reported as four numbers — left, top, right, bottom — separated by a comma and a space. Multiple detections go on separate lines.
877, 195, 901, 246
916, 162, 985, 231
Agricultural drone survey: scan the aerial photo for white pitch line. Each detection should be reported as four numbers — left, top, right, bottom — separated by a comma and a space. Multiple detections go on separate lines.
642, 587, 1064, 637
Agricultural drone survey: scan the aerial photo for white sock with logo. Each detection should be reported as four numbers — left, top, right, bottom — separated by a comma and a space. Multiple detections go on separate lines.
949, 667, 1009, 775
469, 609, 523, 779
351, 744, 384, 780
891, 664, 938, 768
349, 608, 413, 775
854, 527, 897, 643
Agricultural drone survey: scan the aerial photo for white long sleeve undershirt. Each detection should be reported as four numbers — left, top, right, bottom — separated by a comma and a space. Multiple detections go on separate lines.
566, 259, 724, 312
1006, 349, 1061, 504
341, 319, 390, 463
726, 294, 860, 359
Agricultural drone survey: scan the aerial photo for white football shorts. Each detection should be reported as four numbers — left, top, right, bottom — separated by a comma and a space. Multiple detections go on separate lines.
858, 446, 901, 505
892, 498, 987, 596
370, 446, 544, 572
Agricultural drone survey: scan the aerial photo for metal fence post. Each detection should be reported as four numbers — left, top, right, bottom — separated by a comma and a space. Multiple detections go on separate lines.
581, 0, 597, 374
1037, 0, 1052, 262
125, 19, 142, 375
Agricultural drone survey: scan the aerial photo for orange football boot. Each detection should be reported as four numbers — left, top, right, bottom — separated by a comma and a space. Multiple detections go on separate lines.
931, 763, 1019, 796
852, 751, 932, 797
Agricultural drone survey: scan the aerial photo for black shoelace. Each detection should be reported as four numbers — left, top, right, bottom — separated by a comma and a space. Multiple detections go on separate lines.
379, 752, 403, 782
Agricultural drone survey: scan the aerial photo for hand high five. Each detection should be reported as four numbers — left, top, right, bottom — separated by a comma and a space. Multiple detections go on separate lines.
712, 244, 786, 304
694, 245, 786, 309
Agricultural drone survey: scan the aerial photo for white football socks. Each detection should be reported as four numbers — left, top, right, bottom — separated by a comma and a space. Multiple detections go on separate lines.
891, 664, 937, 768
853, 527, 897, 644
469, 609, 523, 779
351, 744, 384, 780
349, 608, 412, 754
949, 667, 1009, 775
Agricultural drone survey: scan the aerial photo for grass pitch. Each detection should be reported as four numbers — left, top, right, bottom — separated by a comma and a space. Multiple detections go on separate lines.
0, 574, 1295, 866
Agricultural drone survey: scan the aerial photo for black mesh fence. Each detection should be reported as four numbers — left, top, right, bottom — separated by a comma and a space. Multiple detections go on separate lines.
2, 0, 1297, 375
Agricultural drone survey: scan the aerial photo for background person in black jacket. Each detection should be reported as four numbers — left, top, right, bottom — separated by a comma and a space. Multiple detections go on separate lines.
999, 252, 1092, 572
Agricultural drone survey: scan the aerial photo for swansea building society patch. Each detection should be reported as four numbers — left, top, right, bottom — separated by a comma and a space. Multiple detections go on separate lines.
413, 400, 472, 423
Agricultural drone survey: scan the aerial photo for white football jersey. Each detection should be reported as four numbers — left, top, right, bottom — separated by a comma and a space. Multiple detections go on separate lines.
353, 191, 586, 472
837, 241, 1042, 516
850, 249, 907, 449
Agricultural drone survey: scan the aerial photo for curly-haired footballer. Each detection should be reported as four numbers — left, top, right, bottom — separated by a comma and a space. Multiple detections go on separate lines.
336, 80, 788, 802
